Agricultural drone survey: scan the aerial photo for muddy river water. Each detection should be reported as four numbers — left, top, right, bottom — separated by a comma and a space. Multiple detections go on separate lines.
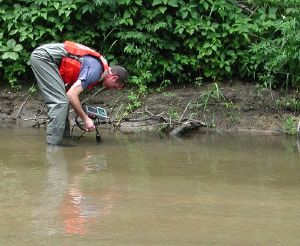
0, 127, 300, 245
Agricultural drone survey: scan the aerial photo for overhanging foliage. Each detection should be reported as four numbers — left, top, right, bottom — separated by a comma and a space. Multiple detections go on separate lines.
0, 0, 300, 89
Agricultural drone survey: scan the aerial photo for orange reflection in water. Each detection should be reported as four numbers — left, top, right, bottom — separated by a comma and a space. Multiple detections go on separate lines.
60, 177, 123, 235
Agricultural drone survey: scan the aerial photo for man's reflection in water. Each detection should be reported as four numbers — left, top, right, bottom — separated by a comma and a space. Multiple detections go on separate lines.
32, 146, 68, 236
33, 145, 122, 236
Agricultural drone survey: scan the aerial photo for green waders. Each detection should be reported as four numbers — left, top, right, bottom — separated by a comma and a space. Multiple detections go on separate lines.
30, 43, 70, 145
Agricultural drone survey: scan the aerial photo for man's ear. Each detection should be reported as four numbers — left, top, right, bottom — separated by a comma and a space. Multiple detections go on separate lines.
112, 74, 119, 80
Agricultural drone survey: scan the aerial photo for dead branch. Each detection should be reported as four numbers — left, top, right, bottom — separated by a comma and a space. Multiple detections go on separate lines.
110, 94, 123, 111
23, 117, 48, 121
179, 101, 190, 122
144, 107, 168, 122
15, 94, 31, 118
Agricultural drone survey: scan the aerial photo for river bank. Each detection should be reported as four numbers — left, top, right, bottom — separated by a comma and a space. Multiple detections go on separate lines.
1, 82, 300, 136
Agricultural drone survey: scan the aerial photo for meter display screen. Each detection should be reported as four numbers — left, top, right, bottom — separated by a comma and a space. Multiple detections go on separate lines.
85, 105, 108, 119
86, 106, 97, 113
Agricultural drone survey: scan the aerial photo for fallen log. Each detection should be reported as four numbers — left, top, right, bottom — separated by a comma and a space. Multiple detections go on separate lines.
169, 120, 207, 137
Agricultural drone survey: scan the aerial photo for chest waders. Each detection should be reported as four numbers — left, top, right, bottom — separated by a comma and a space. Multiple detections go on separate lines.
30, 44, 69, 145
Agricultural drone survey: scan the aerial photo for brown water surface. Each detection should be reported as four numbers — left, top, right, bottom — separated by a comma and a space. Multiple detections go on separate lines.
0, 128, 300, 245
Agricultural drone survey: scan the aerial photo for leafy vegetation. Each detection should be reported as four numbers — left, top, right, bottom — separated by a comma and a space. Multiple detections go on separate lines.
282, 116, 297, 135
197, 83, 227, 111
1, 0, 300, 90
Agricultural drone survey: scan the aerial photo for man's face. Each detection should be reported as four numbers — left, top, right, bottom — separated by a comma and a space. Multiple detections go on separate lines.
102, 74, 124, 90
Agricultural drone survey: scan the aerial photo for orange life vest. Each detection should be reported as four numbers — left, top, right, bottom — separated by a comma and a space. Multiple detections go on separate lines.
59, 41, 109, 90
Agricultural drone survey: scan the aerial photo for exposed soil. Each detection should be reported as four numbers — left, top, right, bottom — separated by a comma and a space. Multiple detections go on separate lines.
1, 82, 300, 136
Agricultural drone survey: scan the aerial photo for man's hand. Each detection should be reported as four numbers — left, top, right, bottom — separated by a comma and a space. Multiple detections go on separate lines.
84, 117, 95, 132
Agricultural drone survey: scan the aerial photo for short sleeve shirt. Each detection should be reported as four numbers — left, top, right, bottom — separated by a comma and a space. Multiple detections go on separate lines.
78, 55, 103, 89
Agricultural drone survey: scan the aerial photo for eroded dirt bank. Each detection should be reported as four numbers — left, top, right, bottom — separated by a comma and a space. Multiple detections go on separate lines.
1, 82, 300, 136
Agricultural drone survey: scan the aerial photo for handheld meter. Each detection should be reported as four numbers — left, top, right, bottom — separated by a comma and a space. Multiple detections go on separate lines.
85, 105, 108, 120
72, 104, 109, 143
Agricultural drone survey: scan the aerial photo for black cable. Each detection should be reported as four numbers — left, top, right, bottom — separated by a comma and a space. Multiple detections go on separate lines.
71, 123, 87, 141
72, 117, 103, 142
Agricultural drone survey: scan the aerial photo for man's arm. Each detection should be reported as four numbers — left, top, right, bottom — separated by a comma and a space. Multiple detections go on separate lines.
66, 80, 95, 131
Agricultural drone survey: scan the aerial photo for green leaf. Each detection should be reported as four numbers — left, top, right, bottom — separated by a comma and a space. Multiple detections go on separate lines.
13, 44, 23, 52
9, 29, 18, 35
7, 23, 13, 31
203, 2, 209, 10
40, 12, 47, 19
159, 6, 167, 14
167, 0, 177, 7
0, 46, 9, 52
2, 52, 19, 60
53, 2, 59, 9
7, 39, 16, 49
153, 0, 162, 6
225, 65, 231, 73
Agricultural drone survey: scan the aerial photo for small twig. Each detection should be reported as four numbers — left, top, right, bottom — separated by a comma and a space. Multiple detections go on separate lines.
16, 94, 31, 118
103, 28, 117, 45
112, 103, 127, 127
114, 103, 124, 121
179, 101, 190, 123
208, 2, 215, 18
23, 117, 48, 121
187, 118, 207, 126
235, 1, 254, 15
122, 117, 152, 122
110, 94, 123, 113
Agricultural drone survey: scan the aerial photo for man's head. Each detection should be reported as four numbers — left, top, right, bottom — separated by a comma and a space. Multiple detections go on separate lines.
102, 65, 128, 90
